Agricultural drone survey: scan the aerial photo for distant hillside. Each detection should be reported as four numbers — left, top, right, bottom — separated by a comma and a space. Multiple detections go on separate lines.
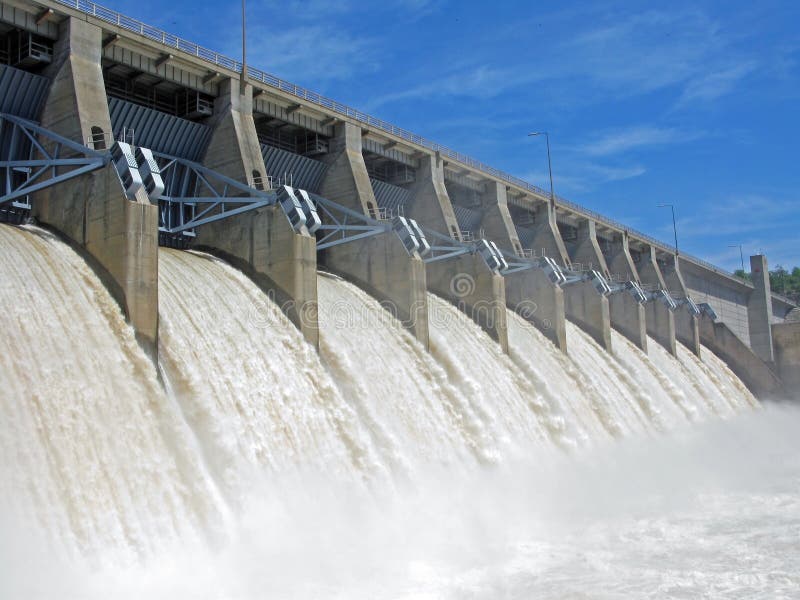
734, 266, 800, 303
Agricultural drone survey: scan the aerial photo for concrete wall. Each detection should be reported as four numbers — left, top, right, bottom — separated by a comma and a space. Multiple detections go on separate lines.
773, 322, 800, 396
529, 201, 571, 267
637, 246, 677, 356
319, 122, 429, 347
322, 232, 429, 347
682, 264, 751, 347
408, 153, 508, 350
427, 254, 508, 352
604, 232, 647, 351
195, 76, 321, 346
33, 17, 159, 360
405, 153, 461, 239
202, 79, 267, 188
478, 182, 523, 256
563, 218, 612, 351
196, 206, 319, 348
748, 254, 775, 364
660, 254, 701, 357
505, 269, 567, 351
699, 316, 783, 399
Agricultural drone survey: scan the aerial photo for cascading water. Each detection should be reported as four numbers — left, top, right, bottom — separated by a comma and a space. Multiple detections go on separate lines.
0, 225, 223, 560
3, 226, 794, 599
157, 250, 380, 499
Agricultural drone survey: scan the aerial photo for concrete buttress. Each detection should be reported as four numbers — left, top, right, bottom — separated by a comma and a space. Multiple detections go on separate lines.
605, 232, 647, 352
409, 156, 507, 352
33, 16, 159, 361
637, 246, 677, 356
564, 218, 612, 352
478, 183, 565, 351
196, 77, 319, 348
319, 122, 429, 347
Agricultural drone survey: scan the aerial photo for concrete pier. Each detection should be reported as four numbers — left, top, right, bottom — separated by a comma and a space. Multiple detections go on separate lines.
476, 183, 565, 350
197, 206, 319, 349
406, 153, 461, 239
529, 201, 571, 266
195, 76, 320, 346
699, 316, 783, 398
637, 246, 677, 356
505, 269, 567, 351
661, 253, 701, 357
33, 17, 159, 359
773, 322, 800, 394
748, 255, 775, 365
564, 218, 612, 352
202, 79, 268, 189
479, 182, 524, 257
406, 154, 508, 350
606, 232, 647, 351
319, 122, 429, 346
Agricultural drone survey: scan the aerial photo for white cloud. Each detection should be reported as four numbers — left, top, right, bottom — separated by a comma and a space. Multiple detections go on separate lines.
578, 126, 703, 156
676, 61, 758, 106
245, 24, 379, 83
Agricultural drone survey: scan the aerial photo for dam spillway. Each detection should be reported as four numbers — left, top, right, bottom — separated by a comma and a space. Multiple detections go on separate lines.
0, 0, 799, 595
0, 224, 762, 546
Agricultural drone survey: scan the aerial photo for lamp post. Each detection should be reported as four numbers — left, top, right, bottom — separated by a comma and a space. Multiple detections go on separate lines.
729, 244, 745, 274
657, 203, 679, 255
528, 131, 555, 206
241, 0, 247, 79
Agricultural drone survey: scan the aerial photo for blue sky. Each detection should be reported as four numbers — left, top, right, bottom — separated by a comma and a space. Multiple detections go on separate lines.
103, 0, 799, 272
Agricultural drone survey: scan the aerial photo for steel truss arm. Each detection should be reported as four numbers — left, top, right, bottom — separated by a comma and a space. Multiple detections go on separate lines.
153, 152, 277, 234
309, 193, 390, 250
0, 113, 108, 206
419, 226, 473, 264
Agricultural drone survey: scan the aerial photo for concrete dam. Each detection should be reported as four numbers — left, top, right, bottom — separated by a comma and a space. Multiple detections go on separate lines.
1, 1, 799, 596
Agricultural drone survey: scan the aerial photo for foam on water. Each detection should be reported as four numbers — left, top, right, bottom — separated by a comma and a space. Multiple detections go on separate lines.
1, 232, 783, 599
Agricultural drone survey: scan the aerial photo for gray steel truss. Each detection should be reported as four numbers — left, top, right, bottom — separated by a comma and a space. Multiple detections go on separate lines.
0, 113, 108, 208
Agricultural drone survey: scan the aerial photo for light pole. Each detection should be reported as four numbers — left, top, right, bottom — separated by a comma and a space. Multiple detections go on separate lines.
528, 131, 555, 205
241, 0, 247, 80
657, 203, 679, 254
729, 244, 745, 274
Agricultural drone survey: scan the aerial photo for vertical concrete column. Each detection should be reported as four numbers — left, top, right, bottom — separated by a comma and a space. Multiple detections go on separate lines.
637, 246, 677, 356
529, 201, 571, 267
748, 254, 775, 364
476, 182, 565, 351
605, 232, 647, 351
661, 254, 701, 357
772, 323, 800, 392
202, 78, 268, 187
699, 317, 783, 398
33, 17, 159, 360
197, 209, 319, 349
319, 122, 377, 215
406, 153, 461, 239
564, 218, 612, 352
318, 122, 429, 347
408, 155, 508, 351
479, 182, 523, 256
197, 77, 319, 346
505, 269, 567, 351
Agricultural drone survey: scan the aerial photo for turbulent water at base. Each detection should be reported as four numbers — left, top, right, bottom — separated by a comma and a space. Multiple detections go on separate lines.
2, 230, 796, 599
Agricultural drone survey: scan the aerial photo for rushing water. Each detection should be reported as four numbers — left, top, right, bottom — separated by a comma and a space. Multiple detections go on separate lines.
1, 228, 795, 598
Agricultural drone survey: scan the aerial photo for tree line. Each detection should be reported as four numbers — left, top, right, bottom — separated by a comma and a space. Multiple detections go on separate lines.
733, 266, 800, 302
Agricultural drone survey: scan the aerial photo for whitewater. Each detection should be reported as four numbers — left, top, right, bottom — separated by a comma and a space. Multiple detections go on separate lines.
1, 223, 796, 599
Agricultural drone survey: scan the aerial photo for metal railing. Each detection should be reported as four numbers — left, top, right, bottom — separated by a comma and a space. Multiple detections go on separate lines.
50, 0, 794, 303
